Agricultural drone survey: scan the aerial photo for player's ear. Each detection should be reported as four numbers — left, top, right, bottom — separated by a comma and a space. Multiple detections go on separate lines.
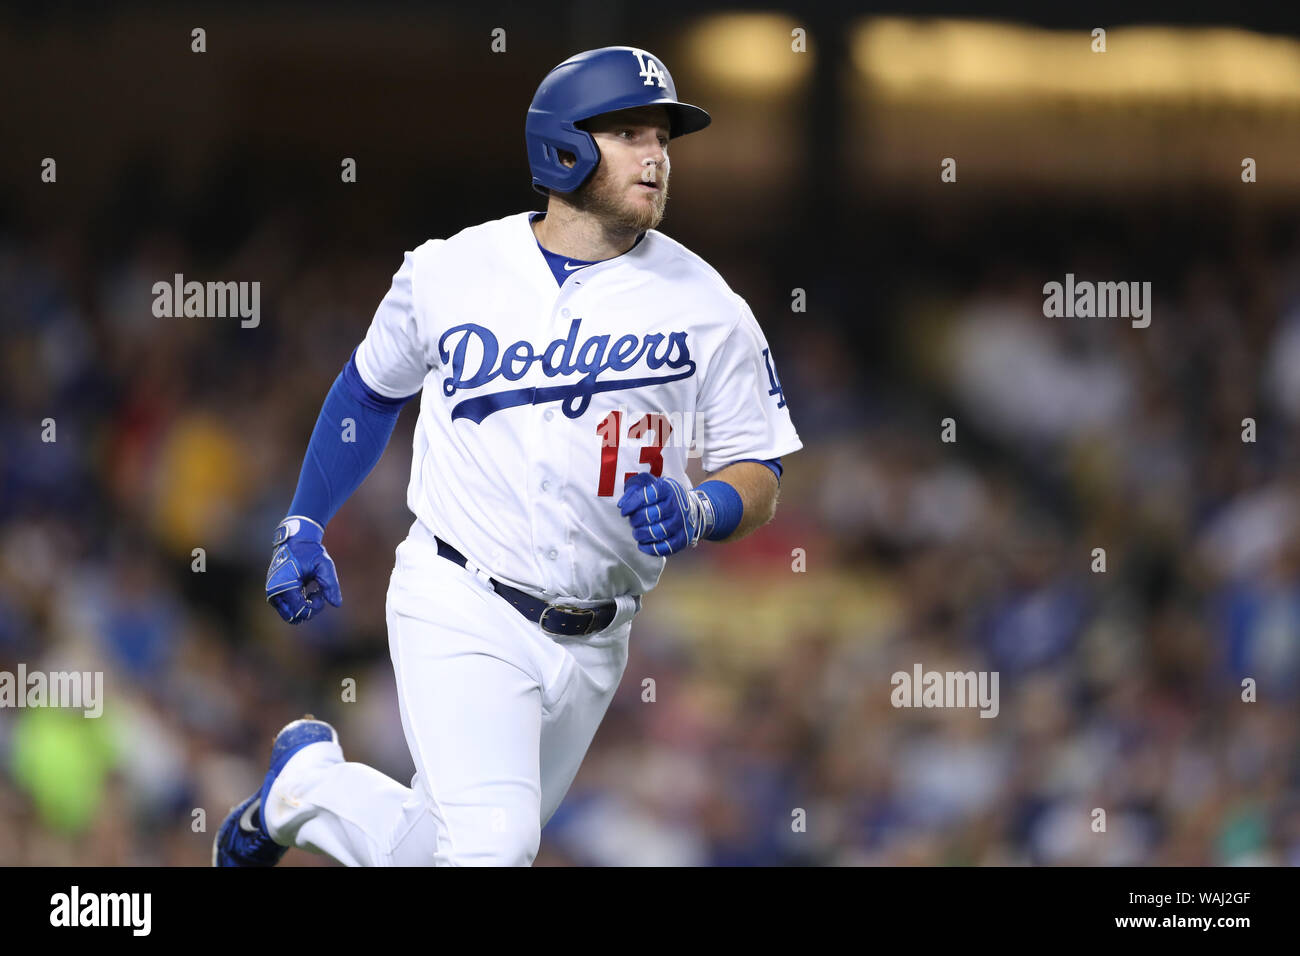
558, 149, 576, 169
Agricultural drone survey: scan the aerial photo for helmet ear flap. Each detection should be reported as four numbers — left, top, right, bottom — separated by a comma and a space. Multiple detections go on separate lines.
527, 121, 601, 194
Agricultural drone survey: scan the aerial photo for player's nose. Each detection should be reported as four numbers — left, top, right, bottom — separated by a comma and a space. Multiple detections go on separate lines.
641, 152, 667, 181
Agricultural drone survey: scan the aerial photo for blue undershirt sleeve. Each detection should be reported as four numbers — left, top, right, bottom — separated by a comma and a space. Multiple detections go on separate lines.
286, 349, 418, 527
734, 457, 783, 484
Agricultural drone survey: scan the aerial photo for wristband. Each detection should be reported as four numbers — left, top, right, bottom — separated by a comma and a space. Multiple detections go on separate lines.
694, 479, 744, 541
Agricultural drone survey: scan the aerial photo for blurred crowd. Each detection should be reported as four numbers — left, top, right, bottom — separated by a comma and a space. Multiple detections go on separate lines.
2, 188, 1299, 866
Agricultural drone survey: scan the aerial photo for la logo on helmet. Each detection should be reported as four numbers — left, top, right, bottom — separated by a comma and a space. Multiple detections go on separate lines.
631, 49, 667, 88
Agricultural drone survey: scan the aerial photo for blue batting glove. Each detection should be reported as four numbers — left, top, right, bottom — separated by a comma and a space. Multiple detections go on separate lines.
265, 515, 342, 624
618, 473, 714, 557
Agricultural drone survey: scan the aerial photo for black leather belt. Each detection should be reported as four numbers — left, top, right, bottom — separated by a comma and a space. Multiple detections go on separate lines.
434, 537, 637, 637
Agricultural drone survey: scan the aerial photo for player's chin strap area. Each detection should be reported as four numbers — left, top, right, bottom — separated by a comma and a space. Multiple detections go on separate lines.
433, 536, 640, 637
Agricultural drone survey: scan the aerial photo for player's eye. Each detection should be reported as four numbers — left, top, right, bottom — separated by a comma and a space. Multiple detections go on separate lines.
658, 135, 669, 147
619, 129, 635, 138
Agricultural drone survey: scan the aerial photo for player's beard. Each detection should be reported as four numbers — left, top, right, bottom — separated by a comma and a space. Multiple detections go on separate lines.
569, 161, 669, 233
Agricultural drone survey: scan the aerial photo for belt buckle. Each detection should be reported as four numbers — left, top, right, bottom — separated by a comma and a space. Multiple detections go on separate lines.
539, 604, 596, 636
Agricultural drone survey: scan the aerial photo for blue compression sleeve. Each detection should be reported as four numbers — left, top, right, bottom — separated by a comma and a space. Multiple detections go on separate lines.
286, 350, 417, 527
735, 457, 783, 483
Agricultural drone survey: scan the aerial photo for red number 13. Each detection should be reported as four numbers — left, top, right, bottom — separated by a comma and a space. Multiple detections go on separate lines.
596, 411, 673, 496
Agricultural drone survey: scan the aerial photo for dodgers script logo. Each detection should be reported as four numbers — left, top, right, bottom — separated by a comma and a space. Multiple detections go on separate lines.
439, 318, 696, 423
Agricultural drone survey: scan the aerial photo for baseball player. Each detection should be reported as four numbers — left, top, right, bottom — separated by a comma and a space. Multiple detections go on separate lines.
214, 45, 801, 867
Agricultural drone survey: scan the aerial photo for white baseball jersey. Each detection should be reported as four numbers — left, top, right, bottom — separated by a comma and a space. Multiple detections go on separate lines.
354, 210, 802, 602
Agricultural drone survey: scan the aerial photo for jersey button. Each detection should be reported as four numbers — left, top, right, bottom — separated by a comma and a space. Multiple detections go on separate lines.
547, 548, 558, 560
541, 480, 551, 492
561, 308, 571, 318
544, 409, 555, 421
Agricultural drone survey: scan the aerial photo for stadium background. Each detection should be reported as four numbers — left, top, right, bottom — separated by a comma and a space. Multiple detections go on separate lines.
3, 3, 1300, 865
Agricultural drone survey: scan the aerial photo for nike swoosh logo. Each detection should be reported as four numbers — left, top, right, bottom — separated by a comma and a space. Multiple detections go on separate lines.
563, 261, 593, 271
240, 797, 262, 832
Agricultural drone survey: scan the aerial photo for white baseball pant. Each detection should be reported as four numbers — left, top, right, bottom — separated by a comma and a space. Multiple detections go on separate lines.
262, 520, 637, 865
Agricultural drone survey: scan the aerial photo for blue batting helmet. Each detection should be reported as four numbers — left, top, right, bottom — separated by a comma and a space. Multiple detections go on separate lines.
526, 46, 711, 196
